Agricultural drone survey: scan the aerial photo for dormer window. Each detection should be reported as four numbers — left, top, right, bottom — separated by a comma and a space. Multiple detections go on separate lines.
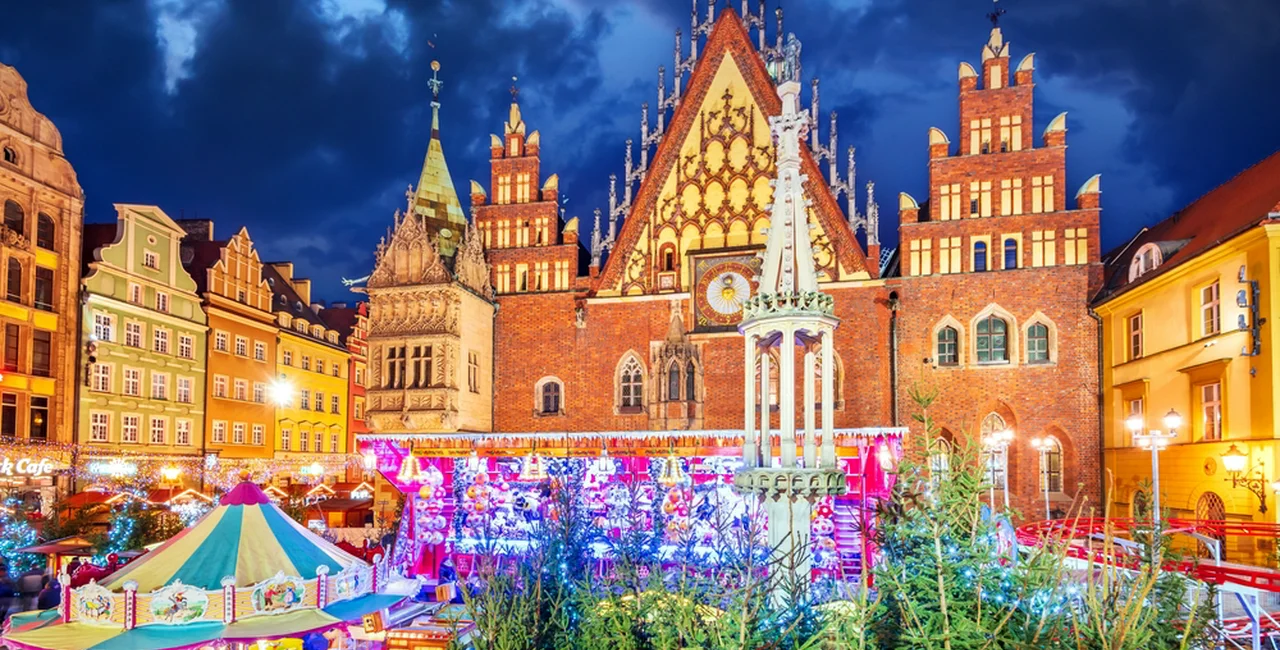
1128, 243, 1162, 281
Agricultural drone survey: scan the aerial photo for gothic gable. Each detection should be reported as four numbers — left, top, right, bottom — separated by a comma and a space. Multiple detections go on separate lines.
368, 210, 452, 289
595, 12, 867, 297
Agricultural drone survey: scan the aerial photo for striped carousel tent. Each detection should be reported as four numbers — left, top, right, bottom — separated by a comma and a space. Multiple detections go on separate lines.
3, 480, 403, 650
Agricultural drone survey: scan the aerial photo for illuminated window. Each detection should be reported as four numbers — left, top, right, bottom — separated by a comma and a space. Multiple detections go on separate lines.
1201, 382, 1222, 441
176, 419, 192, 446
939, 183, 961, 221
1031, 175, 1055, 213
1128, 313, 1143, 360
1201, 281, 1220, 337
1064, 228, 1088, 265
936, 327, 959, 366
939, 237, 961, 274
976, 316, 1008, 363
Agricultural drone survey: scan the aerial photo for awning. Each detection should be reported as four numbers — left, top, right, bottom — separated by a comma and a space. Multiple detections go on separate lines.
2, 593, 405, 650
311, 498, 373, 513
15, 536, 96, 556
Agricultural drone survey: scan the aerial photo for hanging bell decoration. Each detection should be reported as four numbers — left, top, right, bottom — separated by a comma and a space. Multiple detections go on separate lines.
396, 453, 421, 484
658, 454, 687, 488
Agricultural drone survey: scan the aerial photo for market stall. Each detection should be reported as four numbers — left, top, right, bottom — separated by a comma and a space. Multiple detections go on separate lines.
2, 477, 404, 650
361, 428, 903, 584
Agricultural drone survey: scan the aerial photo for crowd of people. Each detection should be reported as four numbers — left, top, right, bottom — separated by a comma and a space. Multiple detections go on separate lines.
0, 561, 71, 621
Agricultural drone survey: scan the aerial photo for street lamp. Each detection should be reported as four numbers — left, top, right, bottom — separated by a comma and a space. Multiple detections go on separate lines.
982, 428, 1015, 511
1126, 409, 1180, 525
1221, 444, 1273, 514
267, 377, 295, 407
1029, 437, 1053, 521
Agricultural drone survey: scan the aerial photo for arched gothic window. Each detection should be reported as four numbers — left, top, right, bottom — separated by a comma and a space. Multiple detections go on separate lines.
619, 357, 644, 409
936, 327, 959, 366
1195, 491, 1227, 558
540, 381, 562, 414
976, 316, 1008, 363
1027, 323, 1050, 364
980, 413, 1009, 491
685, 361, 696, 402
1039, 436, 1062, 492
667, 362, 681, 402
4, 200, 23, 236
929, 437, 952, 477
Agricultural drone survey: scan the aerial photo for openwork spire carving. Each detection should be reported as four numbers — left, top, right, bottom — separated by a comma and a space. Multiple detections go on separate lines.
368, 209, 451, 289
456, 224, 494, 299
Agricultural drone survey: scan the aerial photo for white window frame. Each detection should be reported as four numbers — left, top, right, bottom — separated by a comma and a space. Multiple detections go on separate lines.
123, 367, 141, 397
89, 411, 110, 442
233, 422, 246, 444
92, 363, 112, 392
214, 331, 229, 352
1201, 281, 1220, 337
156, 292, 169, 313
149, 416, 167, 444
1128, 313, 1143, 361
212, 420, 227, 444
281, 428, 292, 451
178, 333, 194, 359
122, 414, 140, 444
1202, 382, 1222, 441
234, 378, 248, 401
252, 424, 264, 446
235, 336, 248, 356
151, 371, 169, 400
176, 418, 192, 446
253, 382, 265, 403
153, 328, 170, 354
92, 313, 115, 342
124, 321, 142, 348
213, 375, 228, 398
143, 250, 159, 269
254, 341, 267, 362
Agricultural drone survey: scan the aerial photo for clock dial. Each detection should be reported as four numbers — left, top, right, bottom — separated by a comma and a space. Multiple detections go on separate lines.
694, 260, 756, 327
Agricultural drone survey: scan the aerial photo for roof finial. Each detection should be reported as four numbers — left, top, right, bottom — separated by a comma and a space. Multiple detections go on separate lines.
428, 60, 443, 102
510, 76, 520, 102
987, 0, 1006, 27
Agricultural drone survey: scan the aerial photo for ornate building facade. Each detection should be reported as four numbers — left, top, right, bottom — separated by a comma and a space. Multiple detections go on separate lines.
0, 64, 83, 443
357, 8, 1104, 516
361, 73, 495, 439
80, 205, 207, 462
180, 223, 279, 460
264, 262, 351, 461
1096, 152, 1280, 538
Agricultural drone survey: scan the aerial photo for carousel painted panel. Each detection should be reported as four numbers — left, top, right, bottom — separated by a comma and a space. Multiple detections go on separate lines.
331, 565, 373, 604
147, 581, 210, 625
70, 581, 119, 626
248, 572, 308, 616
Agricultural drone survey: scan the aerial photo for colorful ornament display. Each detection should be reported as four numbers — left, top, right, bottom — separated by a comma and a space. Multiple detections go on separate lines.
810, 497, 839, 571
415, 464, 448, 546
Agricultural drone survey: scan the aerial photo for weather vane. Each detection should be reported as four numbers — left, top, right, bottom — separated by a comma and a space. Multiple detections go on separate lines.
987, 0, 1006, 27
428, 60, 443, 101
510, 76, 520, 101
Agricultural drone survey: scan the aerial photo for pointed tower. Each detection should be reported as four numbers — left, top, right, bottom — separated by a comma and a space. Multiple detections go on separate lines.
410, 60, 468, 257
734, 65, 846, 594
359, 61, 496, 438
469, 80, 583, 296
893, 11, 1103, 516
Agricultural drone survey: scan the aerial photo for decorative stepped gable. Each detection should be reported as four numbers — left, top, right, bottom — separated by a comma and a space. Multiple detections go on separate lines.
367, 201, 452, 289
593, 8, 869, 298
409, 62, 468, 257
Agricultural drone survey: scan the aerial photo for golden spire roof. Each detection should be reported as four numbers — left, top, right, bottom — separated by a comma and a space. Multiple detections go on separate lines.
411, 60, 468, 257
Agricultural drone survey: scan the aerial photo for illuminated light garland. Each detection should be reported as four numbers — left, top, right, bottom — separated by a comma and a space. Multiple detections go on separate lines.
359, 427, 907, 443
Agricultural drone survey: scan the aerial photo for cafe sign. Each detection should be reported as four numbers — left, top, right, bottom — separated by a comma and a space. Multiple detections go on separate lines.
0, 457, 56, 478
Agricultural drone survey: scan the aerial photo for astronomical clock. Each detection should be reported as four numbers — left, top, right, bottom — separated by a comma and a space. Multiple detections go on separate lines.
691, 251, 761, 331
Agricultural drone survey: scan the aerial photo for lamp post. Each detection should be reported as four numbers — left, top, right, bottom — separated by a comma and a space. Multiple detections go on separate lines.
982, 428, 1015, 512
1220, 444, 1278, 514
1029, 437, 1053, 521
1126, 409, 1181, 525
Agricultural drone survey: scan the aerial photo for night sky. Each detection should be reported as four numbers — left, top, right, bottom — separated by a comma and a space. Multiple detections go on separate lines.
3, 0, 1278, 302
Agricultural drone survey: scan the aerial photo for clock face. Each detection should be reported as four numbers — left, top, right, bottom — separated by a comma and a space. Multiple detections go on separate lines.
694, 259, 757, 327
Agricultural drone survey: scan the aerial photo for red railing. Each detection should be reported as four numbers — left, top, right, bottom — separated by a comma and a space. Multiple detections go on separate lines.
1016, 517, 1280, 593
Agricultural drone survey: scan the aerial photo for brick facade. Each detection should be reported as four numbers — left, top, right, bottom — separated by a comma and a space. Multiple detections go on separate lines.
361, 11, 1104, 520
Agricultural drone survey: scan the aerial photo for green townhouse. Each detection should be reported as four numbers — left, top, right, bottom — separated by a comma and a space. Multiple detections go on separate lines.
79, 204, 207, 481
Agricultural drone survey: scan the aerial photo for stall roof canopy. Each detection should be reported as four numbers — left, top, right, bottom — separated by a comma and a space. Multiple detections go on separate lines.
16, 535, 95, 556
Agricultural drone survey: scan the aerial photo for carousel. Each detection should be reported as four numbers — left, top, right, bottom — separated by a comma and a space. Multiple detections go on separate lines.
2, 476, 404, 650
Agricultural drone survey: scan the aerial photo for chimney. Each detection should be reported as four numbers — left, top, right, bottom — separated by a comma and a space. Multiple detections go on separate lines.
294, 278, 312, 305
176, 219, 215, 242
270, 262, 294, 282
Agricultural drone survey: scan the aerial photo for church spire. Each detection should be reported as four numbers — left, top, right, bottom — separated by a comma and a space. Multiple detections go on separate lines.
756, 77, 820, 296
411, 60, 468, 257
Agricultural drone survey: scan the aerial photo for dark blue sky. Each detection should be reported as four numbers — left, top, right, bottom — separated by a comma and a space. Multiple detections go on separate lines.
3, 0, 1278, 301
